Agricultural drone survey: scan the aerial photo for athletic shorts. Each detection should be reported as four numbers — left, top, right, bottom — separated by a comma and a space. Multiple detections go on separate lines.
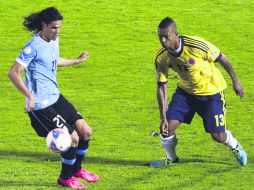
28, 94, 83, 137
166, 87, 226, 133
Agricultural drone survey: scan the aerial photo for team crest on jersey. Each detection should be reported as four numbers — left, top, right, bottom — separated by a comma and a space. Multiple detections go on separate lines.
188, 58, 195, 65
24, 46, 31, 54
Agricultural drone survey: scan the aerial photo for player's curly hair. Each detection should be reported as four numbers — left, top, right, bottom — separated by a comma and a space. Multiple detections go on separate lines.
23, 7, 63, 33
158, 17, 176, 30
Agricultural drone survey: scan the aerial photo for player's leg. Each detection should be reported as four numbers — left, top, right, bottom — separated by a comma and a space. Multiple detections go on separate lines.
162, 88, 195, 163
210, 130, 247, 166
150, 120, 181, 167
198, 92, 247, 166
55, 94, 99, 182
150, 87, 195, 167
73, 119, 99, 183
73, 119, 92, 172
58, 130, 87, 189
59, 130, 78, 180
211, 130, 238, 148
211, 131, 247, 166
29, 106, 86, 188
150, 119, 180, 167
160, 119, 180, 162
224, 130, 247, 166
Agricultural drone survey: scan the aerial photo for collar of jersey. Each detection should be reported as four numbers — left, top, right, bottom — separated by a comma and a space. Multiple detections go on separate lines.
36, 33, 57, 44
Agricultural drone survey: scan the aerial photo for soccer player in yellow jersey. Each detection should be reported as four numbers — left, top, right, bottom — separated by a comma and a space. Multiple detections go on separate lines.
150, 17, 247, 167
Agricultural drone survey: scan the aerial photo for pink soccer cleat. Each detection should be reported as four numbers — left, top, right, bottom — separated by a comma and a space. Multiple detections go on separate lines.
57, 176, 87, 189
74, 168, 99, 183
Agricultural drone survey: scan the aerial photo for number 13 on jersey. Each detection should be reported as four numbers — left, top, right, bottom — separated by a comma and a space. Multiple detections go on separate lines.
214, 114, 225, 127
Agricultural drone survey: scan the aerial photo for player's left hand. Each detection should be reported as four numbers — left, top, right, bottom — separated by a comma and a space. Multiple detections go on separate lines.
75, 52, 90, 64
233, 80, 244, 99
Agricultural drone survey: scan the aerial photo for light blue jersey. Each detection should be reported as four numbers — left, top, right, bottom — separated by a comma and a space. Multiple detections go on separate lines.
16, 34, 60, 110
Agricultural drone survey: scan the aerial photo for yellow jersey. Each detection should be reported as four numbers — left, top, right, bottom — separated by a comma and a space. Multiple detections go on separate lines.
155, 35, 227, 95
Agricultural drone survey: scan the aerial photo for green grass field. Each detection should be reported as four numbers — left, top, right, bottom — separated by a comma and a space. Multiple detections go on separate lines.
0, 0, 254, 189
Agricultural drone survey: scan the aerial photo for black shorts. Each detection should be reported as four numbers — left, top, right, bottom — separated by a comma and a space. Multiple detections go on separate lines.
28, 94, 83, 137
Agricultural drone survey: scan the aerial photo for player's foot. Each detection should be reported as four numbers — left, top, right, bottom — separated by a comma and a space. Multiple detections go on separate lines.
57, 176, 87, 189
74, 168, 99, 183
232, 143, 247, 166
149, 157, 179, 168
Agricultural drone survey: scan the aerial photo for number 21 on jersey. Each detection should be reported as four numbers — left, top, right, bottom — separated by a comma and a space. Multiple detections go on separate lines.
52, 60, 57, 71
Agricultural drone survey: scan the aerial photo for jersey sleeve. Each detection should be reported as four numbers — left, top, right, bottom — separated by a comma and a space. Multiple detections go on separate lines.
203, 39, 221, 62
155, 55, 168, 83
16, 42, 36, 68
185, 36, 221, 63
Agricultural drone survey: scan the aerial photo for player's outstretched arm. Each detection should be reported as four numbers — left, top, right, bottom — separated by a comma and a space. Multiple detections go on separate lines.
217, 53, 244, 99
57, 52, 90, 66
8, 61, 35, 112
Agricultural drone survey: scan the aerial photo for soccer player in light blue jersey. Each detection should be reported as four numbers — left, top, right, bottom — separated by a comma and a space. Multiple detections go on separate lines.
8, 7, 98, 189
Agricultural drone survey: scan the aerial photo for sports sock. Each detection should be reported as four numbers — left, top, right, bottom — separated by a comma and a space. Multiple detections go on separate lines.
160, 134, 178, 161
73, 139, 89, 173
60, 147, 77, 180
224, 130, 238, 149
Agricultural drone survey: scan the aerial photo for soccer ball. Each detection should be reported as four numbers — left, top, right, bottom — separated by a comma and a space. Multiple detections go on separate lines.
46, 128, 72, 153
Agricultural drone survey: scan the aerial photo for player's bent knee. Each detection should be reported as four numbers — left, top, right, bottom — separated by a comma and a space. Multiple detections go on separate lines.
78, 125, 92, 140
81, 126, 92, 140
70, 130, 79, 147
211, 132, 226, 143
75, 119, 92, 140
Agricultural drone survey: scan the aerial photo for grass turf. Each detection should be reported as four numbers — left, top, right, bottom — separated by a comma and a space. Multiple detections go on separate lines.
0, 1, 253, 189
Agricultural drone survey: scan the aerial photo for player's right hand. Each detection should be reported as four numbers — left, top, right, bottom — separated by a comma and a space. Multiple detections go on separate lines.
160, 118, 169, 136
25, 95, 35, 112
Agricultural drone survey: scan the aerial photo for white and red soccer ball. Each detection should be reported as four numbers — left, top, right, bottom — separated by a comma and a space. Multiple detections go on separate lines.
46, 128, 71, 153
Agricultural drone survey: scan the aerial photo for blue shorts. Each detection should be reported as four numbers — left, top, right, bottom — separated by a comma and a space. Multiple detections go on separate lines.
166, 87, 226, 133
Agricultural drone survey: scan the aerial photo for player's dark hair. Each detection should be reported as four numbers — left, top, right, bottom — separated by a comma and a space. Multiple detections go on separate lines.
23, 7, 63, 33
158, 17, 176, 30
